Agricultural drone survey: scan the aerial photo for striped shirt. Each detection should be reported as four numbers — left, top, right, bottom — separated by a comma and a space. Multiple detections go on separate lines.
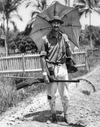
40, 30, 71, 64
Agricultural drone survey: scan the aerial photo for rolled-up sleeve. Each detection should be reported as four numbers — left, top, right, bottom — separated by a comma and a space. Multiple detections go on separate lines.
40, 37, 47, 57
63, 34, 71, 48
63, 34, 72, 56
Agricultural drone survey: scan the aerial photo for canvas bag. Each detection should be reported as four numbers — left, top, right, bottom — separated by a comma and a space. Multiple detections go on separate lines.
64, 39, 78, 73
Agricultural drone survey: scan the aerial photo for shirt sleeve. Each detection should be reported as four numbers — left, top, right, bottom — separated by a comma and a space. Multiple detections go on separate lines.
40, 36, 47, 57
63, 34, 71, 48
63, 34, 69, 42
63, 34, 72, 56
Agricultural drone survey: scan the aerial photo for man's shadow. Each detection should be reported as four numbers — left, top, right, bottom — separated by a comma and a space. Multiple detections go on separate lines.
24, 110, 86, 127
24, 110, 63, 122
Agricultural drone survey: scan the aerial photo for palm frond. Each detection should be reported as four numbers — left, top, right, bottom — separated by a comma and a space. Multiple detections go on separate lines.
79, 11, 85, 17
10, 20, 18, 32
27, 17, 36, 26
50, 1, 58, 6
41, 0, 47, 10
84, 8, 90, 17
94, 8, 100, 14
0, 23, 5, 32
73, 0, 85, 6
12, 0, 24, 7
25, 1, 32, 8
10, 13, 23, 21
74, 0, 100, 16
9, 0, 24, 13
31, 11, 40, 18
78, 0, 85, 3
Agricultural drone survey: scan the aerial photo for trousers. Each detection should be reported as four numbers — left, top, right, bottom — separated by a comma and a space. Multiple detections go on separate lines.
47, 63, 69, 115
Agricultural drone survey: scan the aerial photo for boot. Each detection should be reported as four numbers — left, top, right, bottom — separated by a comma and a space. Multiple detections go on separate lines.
64, 113, 68, 123
52, 113, 57, 123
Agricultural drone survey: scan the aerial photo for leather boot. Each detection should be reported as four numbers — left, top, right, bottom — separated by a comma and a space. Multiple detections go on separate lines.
52, 113, 57, 123
64, 113, 68, 123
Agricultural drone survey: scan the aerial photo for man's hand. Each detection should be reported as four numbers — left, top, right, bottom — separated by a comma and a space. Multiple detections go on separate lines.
43, 72, 50, 84
44, 75, 50, 84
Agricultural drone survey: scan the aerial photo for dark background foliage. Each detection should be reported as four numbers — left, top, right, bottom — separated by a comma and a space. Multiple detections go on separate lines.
9, 31, 38, 53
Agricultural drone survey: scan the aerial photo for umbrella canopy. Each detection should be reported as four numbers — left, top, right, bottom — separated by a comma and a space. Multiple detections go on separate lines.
29, 1, 81, 51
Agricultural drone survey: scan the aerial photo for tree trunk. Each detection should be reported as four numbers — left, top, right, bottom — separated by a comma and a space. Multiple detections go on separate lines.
89, 12, 93, 55
5, 32, 8, 56
4, 25, 8, 56
6, 19, 9, 56
68, 0, 70, 6
3, 11, 8, 56
65, 0, 70, 6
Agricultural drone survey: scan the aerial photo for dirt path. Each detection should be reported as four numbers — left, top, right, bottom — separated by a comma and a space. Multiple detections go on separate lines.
1, 65, 100, 127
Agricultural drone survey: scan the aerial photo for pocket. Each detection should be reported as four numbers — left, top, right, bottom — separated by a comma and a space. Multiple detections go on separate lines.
55, 65, 67, 77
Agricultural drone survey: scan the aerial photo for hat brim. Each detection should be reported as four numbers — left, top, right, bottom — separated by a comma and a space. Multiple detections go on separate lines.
49, 19, 64, 24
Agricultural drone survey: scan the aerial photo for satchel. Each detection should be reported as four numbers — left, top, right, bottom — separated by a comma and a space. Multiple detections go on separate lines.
66, 57, 78, 73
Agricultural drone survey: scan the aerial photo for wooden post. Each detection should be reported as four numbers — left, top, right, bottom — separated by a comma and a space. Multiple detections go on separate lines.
85, 50, 90, 72
22, 54, 25, 76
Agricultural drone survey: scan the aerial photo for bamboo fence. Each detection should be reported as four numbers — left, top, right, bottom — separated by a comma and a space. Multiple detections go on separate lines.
0, 51, 89, 75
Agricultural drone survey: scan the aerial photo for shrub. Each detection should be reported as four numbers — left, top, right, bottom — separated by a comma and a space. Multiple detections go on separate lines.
0, 72, 45, 114
0, 78, 28, 114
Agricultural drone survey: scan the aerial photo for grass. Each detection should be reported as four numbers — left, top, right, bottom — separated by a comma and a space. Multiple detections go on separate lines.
0, 72, 46, 114
0, 49, 100, 114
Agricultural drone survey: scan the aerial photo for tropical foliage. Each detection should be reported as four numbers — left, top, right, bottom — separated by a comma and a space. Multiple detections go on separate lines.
64, 0, 70, 6
73, 0, 100, 16
9, 32, 38, 53
73, 0, 100, 50
0, 0, 25, 55
25, 0, 48, 35
79, 25, 100, 48
26, 0, 47, 18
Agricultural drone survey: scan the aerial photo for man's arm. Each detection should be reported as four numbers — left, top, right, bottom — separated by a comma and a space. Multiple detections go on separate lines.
63, 34, 72, 57
40, 55, 49, 74
40, 39, 50, 83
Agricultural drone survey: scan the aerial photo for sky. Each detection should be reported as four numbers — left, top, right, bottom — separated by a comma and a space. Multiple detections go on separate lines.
13, 0, 100, 31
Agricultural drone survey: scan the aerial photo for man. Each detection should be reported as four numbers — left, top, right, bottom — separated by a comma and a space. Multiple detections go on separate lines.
40, 16, 72, 123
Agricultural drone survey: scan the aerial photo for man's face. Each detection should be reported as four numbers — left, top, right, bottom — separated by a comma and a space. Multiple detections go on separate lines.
51, 21, 61, 31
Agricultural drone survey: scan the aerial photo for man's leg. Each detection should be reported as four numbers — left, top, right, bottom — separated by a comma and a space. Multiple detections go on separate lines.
47, 82, 57, 122
57, 64, 69, 123
58, 83, 69, 122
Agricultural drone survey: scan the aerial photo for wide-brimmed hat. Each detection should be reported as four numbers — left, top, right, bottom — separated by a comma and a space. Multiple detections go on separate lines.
49, 16, 64, 24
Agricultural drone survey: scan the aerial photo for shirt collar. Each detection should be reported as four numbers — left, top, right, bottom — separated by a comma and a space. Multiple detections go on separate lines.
48, 30, 62, 39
